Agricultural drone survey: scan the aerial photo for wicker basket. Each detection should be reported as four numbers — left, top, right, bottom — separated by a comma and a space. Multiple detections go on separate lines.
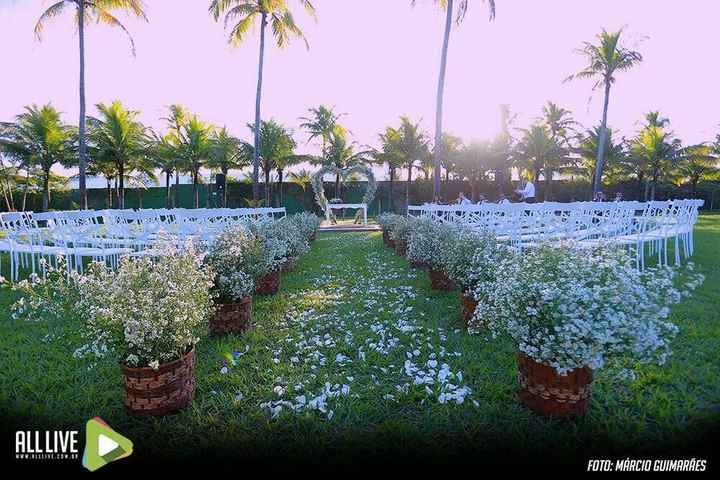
255, 270, 280, 296
460, 290, 478, 326
394, 240, 407, 257
282, 257, 297, 272
121, 347, 196, 417
428, 269, 456, 291
211, 298, 252, 335
517, 353, 592, 417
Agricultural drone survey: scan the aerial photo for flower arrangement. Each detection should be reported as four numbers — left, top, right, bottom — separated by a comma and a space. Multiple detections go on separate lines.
290, 212, 321, 242
77, 243, 214, 368
406, 217, 459, 270
245, 220, 291, 277
387, 215, 413, 244
205, 225, 255, 304
473, 243, 704, 374
377, 213, 402, 233
441, 227, 510, 293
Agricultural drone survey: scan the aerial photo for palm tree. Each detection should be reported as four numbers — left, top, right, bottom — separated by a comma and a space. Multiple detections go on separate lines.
412, 0, 495, 201
146, 131, 178, 208
87, 101, 148, 209
178, 116, 214, 208
300, 105, 345, 151
210, 0, 316, 201
629, 125, 678, 201
513, 124, 567, 201
161, 105, 189, 207
454, 141, 494, 201
311, 126, 371, 200
565, 28, 643, 196
245, 119, 298, 205
541, 102, 576, 147
86, 155, 118, 208
207, 127, 247, 206
437, 132, 463, 182
373, 126, 404, 212
288, 168, 313, 209
0, 104, 74, 211
34, 0, 147, 210
573, 126, 626, 196
396, 116, 430, 207
675, 144, 719, 196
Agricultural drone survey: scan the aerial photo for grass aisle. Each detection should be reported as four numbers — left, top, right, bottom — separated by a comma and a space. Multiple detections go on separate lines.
1, 224, 719, 466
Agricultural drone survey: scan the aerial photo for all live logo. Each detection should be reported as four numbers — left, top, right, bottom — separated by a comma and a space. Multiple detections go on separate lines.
15, 431, 80, 460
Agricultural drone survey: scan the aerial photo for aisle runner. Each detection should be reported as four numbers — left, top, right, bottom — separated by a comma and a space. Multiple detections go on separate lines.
255, 233, 476, 419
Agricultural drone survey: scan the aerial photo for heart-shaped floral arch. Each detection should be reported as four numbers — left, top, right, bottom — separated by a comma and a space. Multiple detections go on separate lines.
311, 165, 377, 221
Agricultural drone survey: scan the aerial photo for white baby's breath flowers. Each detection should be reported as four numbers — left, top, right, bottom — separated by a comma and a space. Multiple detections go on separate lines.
472, 243, 704, 375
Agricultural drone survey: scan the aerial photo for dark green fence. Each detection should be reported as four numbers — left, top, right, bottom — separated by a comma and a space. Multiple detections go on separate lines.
3, 179, 719, 213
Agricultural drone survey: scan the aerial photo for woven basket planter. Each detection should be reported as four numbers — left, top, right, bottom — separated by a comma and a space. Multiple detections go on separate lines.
211, 298, 252, 335
255, 270, 280, 296
428, 269, 456, 291
460, 290, 478, 326
121, 347, 196, 417
394, 240, 407, 257
410, 260, 429, 270
517, 353, 592, 417
282, 257, 297, 273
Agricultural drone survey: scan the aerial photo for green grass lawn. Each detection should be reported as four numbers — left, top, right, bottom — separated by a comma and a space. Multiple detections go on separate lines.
1, 215, 719, 468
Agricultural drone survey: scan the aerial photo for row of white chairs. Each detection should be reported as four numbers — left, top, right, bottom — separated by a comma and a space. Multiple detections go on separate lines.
408, 200, 703, 270
0, 207, 286, 281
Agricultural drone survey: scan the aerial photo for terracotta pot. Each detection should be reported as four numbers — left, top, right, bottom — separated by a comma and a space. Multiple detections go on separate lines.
282, 257, 297, 272
428, 269, 456, 291
255, 270, 281, 295
121, 347, 196, 417
517, 353, 592, 417
394, 240, 407, 257
460, 290, 478, 326
211, 297, 252, 335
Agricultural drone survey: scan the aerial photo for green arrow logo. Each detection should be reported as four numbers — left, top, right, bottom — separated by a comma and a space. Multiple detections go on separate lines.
82, 417, 133, 472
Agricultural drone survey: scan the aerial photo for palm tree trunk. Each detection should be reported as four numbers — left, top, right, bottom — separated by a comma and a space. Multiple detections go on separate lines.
252, 13, 267, 200
406, 163, 413, 209
21, 170, 29, 212
174, 169, 180, 208
107, 179, 112, 208
388, 167, 394, 212
264, 169, 271, 206
432, 0, 454, 202
593, 82, 612, 196
545, 169, 552, 201
165, 171, 171, 207
335, 173, 340, 199
42, 169, 49, 212
193, 170, 199, 208
77, 1, 88, 210
222, 167, 229, 207
118, 164, 125, 209
277, 169, 284, 207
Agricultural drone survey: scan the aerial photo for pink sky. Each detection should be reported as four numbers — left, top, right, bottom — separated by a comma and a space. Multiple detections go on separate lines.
1, 0, 719, 182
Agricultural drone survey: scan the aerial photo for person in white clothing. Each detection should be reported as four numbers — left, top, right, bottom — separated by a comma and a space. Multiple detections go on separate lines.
515, 180, 536, 203
456, 192, 472, 205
